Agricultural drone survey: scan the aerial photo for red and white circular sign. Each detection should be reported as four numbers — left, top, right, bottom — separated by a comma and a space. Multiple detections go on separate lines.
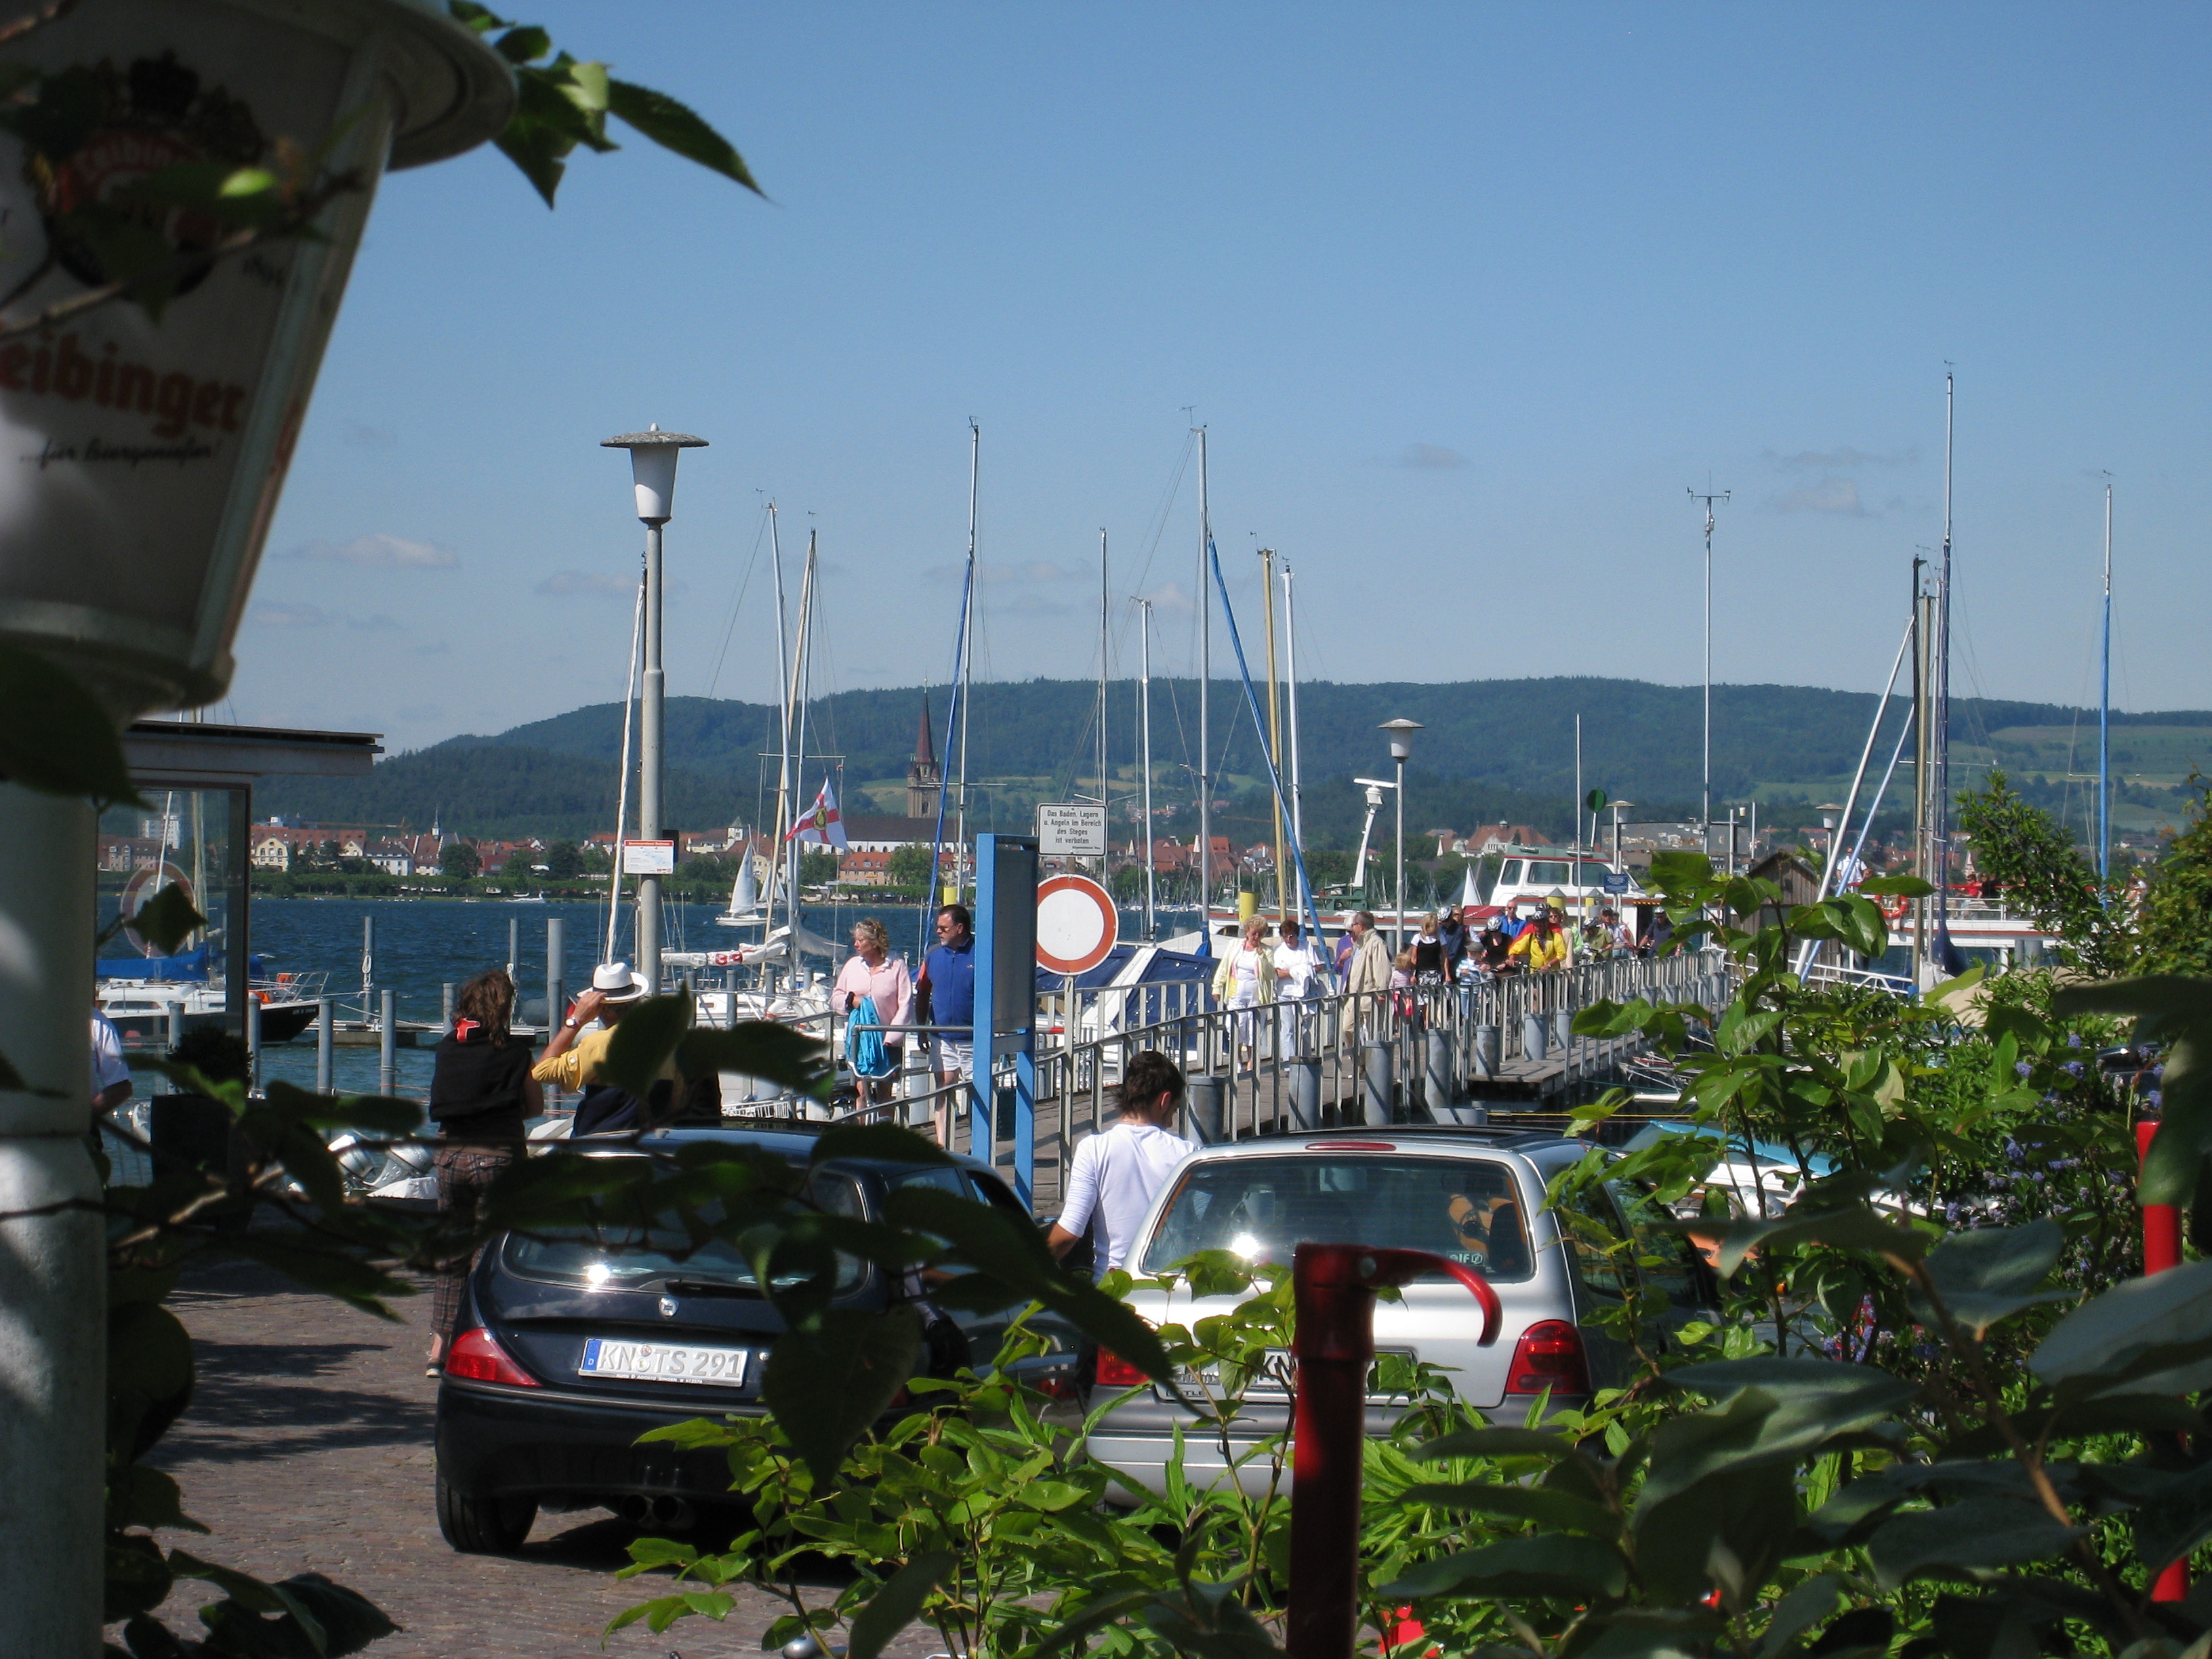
1035, 874, 1120, 975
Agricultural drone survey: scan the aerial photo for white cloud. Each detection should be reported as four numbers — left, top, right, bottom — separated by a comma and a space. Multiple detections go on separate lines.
926, 558, 1085, 586
287, 532, 458, 569
1769, 477, 1868, 516
1766, 445, 1916, 470
537, 569, 635, 596
249, 602, 327, 628
1401, 443, 1468, 470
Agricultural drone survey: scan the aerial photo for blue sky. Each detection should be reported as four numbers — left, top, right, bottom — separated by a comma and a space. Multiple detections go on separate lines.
229, 1, 2211, 753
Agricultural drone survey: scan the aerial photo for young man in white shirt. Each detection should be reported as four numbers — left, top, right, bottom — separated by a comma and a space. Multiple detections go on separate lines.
1046, 1049, 1197, 1275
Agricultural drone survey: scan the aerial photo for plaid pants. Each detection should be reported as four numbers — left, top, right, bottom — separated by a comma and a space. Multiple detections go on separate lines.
429, 1143, 513, 1347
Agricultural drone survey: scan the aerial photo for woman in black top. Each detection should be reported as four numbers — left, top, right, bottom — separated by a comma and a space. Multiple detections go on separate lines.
426, 968, 542, 1373
1410, 912, 1446, 985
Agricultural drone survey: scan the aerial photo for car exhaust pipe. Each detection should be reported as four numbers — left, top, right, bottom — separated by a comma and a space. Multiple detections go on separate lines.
619, 1494, 696, 1530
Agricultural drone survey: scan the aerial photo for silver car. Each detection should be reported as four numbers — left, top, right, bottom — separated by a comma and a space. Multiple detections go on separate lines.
1087, 1124, 1713, 1500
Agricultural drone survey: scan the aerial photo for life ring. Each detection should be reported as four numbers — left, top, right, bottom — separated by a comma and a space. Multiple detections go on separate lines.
1878, 895, 1908, 921
253, 988, 272, 1004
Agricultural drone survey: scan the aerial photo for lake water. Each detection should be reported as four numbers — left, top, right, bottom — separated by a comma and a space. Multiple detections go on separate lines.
242, 893, 1179, 1101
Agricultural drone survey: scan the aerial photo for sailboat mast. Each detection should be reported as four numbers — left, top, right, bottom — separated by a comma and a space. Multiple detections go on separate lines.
1098, 527, 1109, 861
2100, 474, 2112, 885
1261, 546, 1286, 918
1933, 371, 1954, 945
1283, 562, 1305, 849
1139, 598, 1156, 939
767, 503, 792, 909
787, 533, 817, 943
607, 569, 645, 961
954, 422, 977, 900
1574, 714, 1584, 855
1195, 425, 1212, 944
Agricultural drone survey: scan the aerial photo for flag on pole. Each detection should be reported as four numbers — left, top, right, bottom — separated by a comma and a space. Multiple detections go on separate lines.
785, 780, 848, 851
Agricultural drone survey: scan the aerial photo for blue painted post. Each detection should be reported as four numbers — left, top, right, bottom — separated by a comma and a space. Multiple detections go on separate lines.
972, 834, 1039, 1206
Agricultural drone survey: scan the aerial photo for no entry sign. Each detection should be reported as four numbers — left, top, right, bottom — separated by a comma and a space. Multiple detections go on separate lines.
1035, 874, 1119, 975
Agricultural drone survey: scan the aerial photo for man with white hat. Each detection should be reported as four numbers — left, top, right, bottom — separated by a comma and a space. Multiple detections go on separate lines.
531, 961, 681, 1134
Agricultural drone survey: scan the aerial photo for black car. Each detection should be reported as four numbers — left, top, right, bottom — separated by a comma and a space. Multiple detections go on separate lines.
434, 1124, 1071, 1553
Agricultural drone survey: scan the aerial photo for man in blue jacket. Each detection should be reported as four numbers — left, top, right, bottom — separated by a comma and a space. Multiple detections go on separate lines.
918, 903, 976, 1147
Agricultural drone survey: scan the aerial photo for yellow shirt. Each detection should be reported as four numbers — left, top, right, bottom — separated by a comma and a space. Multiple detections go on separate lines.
531, 1026, 615, 1092
1509, 927, 1570, 972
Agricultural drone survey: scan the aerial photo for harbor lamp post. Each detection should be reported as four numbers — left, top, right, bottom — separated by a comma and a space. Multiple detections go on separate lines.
0, 6, 510, 1650
1609, 800, 1634, 870
603, 426, 709, 996
1379, 719, 1422, 951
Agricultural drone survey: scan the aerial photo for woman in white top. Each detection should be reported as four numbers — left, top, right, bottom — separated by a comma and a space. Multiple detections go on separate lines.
1210, 916, 1276, 1072
1271, 917, 1325, 1058
833, 918, 914, 1109
1048, 1050, 1197, 1276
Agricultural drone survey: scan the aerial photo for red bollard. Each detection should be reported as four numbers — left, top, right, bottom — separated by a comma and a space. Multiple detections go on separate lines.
1287, 1244, 1500, 1659
2138, 1120, 2190, 1603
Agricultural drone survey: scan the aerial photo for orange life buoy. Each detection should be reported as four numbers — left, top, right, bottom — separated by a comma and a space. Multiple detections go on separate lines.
1878, 894, 1908, 921
253, 988, 271, 1004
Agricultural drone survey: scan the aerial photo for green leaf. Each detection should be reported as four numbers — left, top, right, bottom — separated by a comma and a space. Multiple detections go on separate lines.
808, 1121, 954, 1169
1639, 1364, 1918, 1513
761, 1305, 920, 1485
1382, 1535, 1629, 1601
107, 1465, 206, 1535
2052, 975, 2212, 1037
2131, 1459, 2212, 1576
1413, 1425, 1584, 1461
494, 23, 552, 62
1400, 1480, 1619, 1536
1757, 1572, 1845, 1659
847, 1549, 956, 1659
678, 1021, 835, 1099
127, 884, 207, 958
1864, 1497, 2080, 1589
0, 643, 140, 803
2030, 1257, 2212, 1387
1859, 876, 1935, 899
607, 79, 762, 194
1914, 1218, 2074, 1337
105, 1532, 172, 1623
1658, 1205, 1927, 1278
882, 1185, 1177, 1385
598, 994, 691, 1098
1031, 1591, 1158, 1659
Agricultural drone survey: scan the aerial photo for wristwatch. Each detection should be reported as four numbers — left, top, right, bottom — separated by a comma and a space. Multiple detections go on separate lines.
563, 1016, 581, 1029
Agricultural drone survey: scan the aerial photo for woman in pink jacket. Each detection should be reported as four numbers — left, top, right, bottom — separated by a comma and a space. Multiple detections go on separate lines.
834, 917, 915, 1109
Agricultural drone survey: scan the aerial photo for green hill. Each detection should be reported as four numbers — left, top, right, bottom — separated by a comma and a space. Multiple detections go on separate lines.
253, 678, 2212, 848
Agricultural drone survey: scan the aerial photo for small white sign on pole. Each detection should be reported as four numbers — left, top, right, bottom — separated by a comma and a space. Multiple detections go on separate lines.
1036, 803, 1107, 857
622, 839, 676, 875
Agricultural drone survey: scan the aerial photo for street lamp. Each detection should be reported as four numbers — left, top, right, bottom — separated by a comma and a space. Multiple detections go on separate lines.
0, 7, 509, 1648
603, 424, 708, 994
1379, 719, 1421, 949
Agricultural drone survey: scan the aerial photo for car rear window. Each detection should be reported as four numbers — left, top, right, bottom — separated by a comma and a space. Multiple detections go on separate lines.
1138, 1155, 1534, 1282
501, 1170, 868, 1295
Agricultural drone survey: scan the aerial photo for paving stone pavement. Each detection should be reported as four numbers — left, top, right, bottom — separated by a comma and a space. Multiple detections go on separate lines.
135, 1256, 940, 1659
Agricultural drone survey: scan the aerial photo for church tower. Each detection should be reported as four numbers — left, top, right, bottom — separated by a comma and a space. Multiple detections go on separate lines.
905, 692, 942, 819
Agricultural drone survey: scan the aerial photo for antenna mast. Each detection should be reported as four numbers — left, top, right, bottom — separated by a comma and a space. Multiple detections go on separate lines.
2100, 471, 2112, 885
1687, 480, 1731, 839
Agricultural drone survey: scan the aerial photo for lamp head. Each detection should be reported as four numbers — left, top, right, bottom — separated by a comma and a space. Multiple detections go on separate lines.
1379, 717, 1422, 762
603, 424, 709, 523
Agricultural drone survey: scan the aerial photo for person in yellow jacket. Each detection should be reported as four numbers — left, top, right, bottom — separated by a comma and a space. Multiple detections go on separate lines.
1508, 908, 1571, 973
1212, 916, 1277, 1070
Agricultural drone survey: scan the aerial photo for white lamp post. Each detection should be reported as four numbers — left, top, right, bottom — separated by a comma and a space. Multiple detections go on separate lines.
602, 425, 707, 994
0, 7, 508, 1651
1379, 719, 1421, 950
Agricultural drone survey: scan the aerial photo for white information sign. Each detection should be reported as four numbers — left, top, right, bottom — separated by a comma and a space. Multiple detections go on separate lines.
622, 839, 676, 875
1036, 803, 1107, 857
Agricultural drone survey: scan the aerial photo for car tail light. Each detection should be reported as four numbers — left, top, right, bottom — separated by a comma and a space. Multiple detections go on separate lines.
444, 1326, 539, 1387
1096, 1349, 1150, 1387
1507, 1320, 1590, 1395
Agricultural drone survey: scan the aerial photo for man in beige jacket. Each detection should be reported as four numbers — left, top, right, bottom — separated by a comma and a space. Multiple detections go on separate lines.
1337, 910, 1393, 1043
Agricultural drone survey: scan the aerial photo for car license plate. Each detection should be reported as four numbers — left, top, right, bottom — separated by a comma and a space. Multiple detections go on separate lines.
578, 1337, 750, 1387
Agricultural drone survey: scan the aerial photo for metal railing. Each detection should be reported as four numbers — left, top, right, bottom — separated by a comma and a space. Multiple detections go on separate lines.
990, 949, 1730, 1210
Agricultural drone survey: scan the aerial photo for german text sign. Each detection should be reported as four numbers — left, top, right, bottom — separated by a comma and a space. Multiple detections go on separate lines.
1037, 803, 1107, 857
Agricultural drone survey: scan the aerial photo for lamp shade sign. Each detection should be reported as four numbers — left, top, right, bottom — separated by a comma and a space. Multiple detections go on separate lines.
0, 2, 509, 714
1034, 874, 1118, 975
